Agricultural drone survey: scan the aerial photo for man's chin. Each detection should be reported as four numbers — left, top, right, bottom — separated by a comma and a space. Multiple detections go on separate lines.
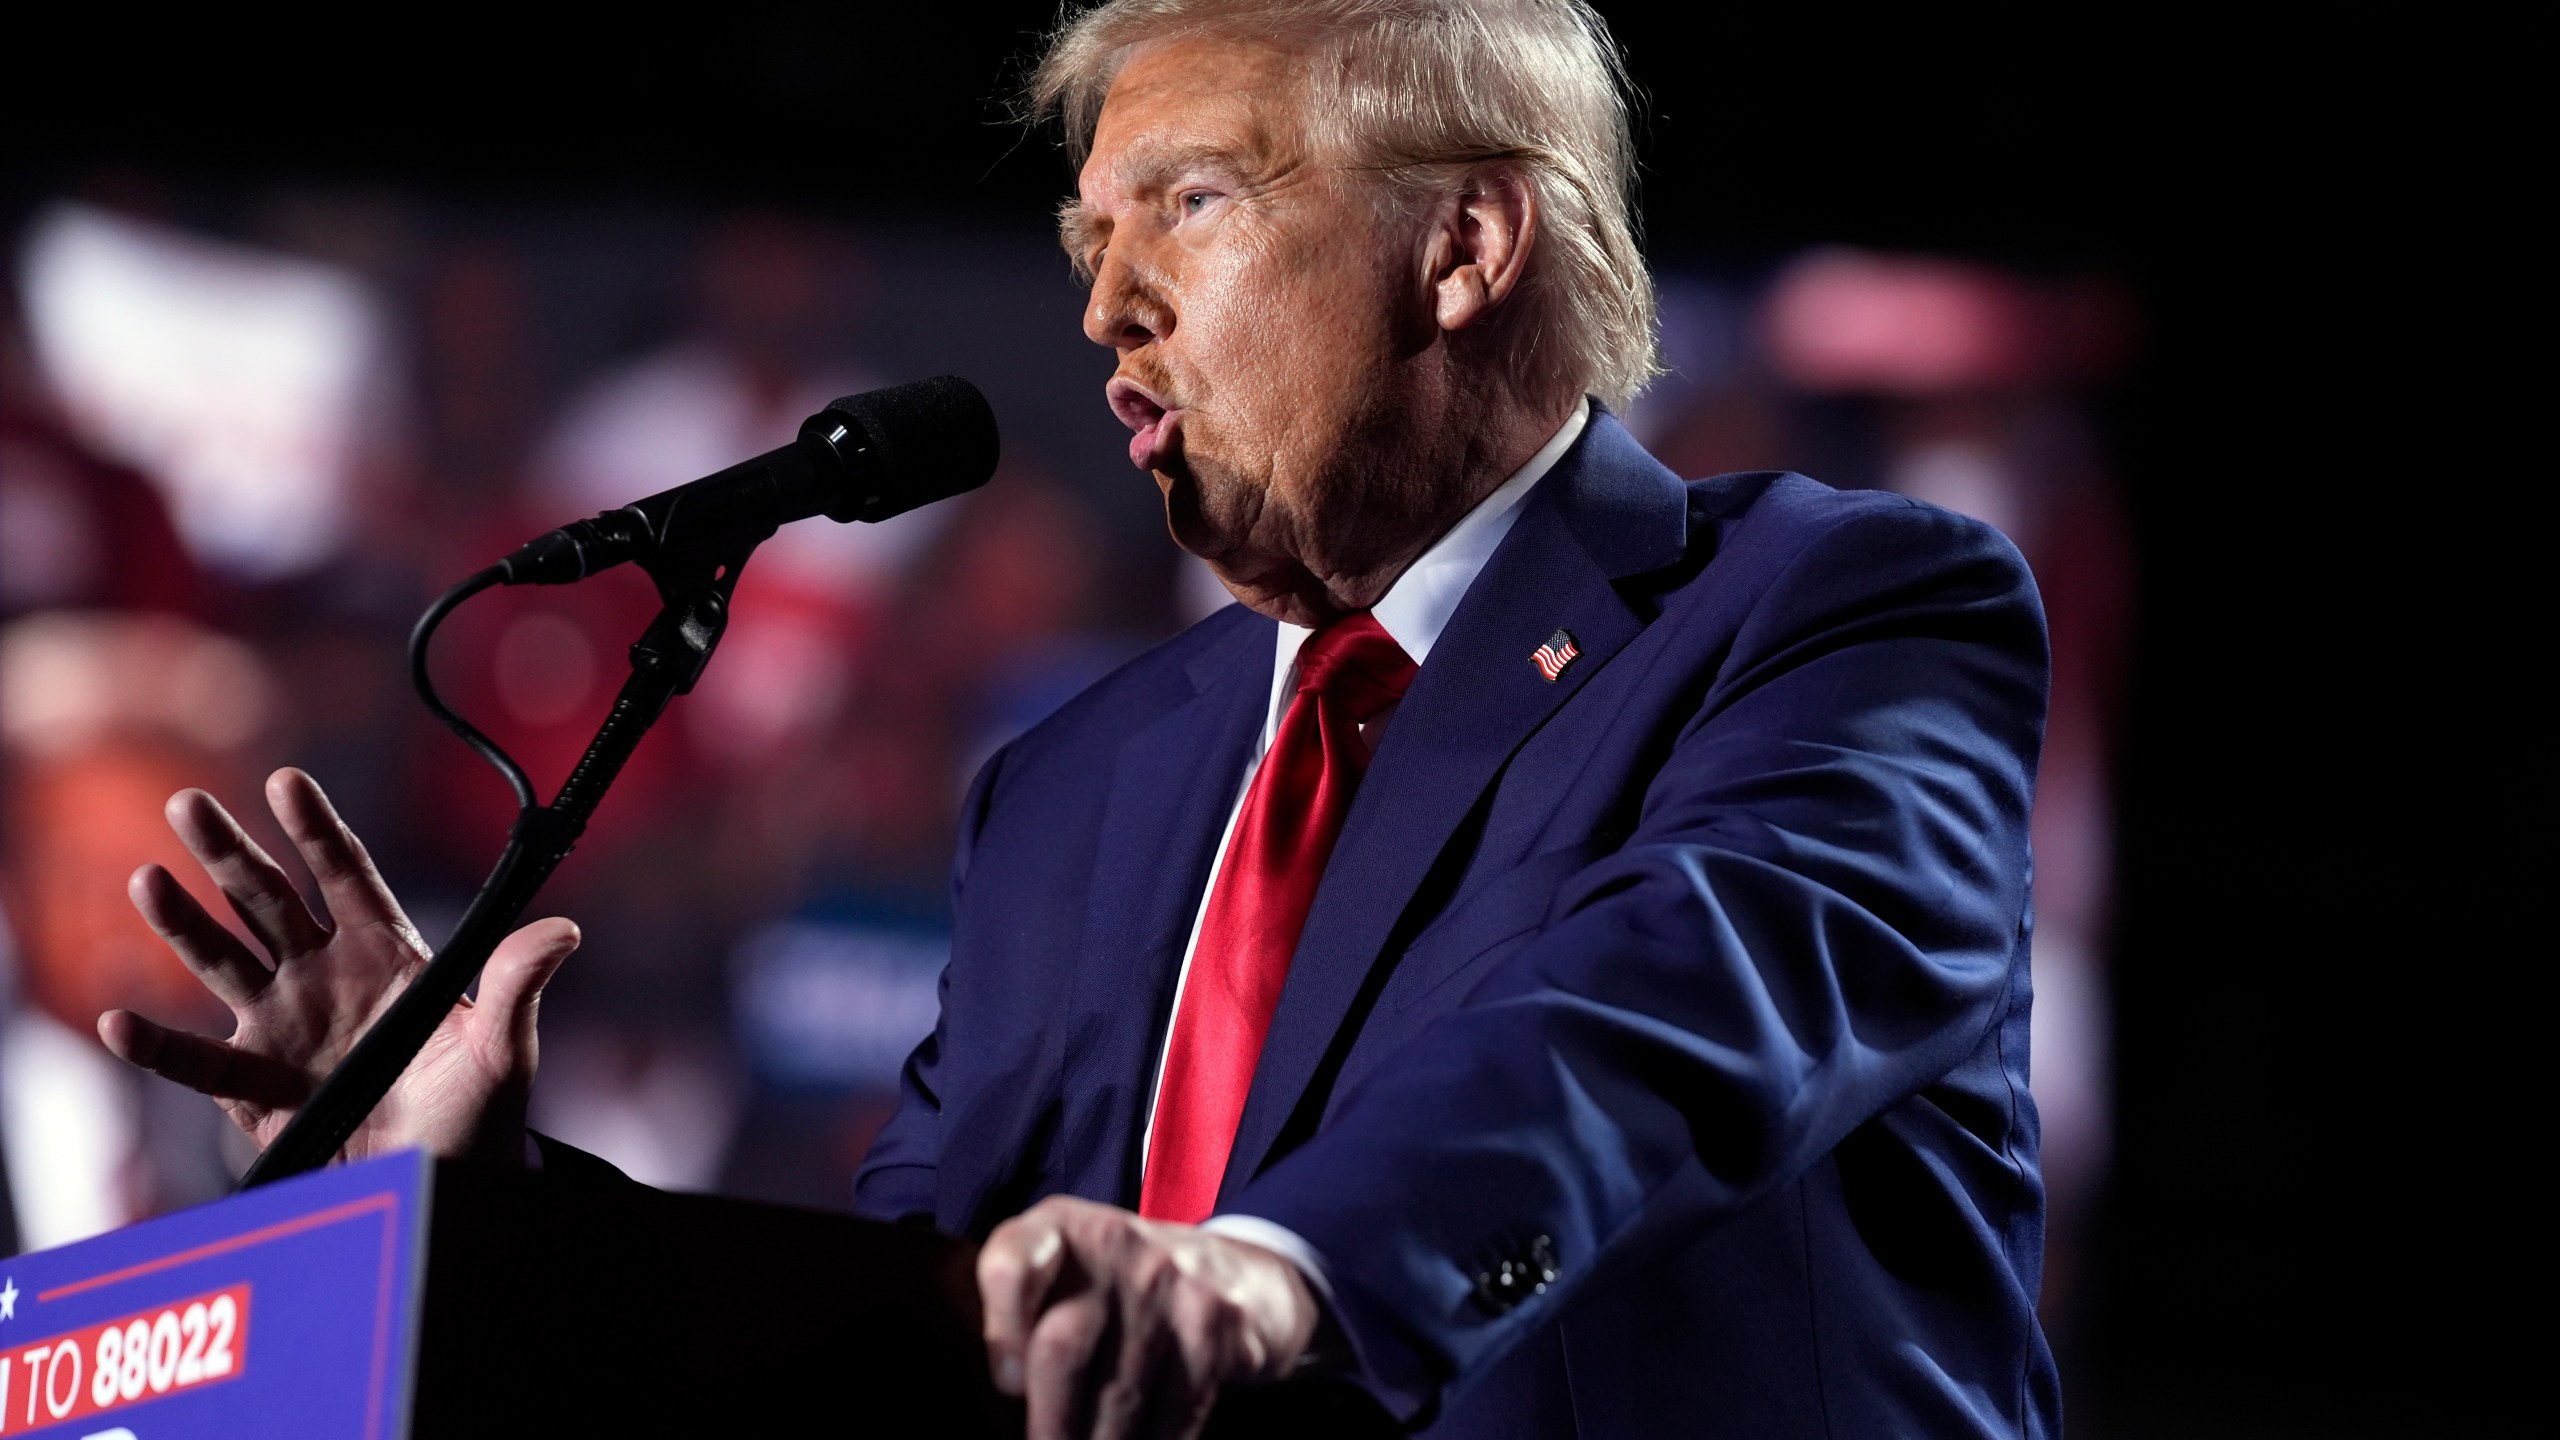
1153, 484, 1286, 618
1158, 461, 1243, 562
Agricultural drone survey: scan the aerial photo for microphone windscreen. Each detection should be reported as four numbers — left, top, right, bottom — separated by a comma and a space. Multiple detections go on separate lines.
816, 375, 1000, 522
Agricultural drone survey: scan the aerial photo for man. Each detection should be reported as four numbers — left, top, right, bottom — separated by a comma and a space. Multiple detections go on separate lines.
101, 2, 2061, 1435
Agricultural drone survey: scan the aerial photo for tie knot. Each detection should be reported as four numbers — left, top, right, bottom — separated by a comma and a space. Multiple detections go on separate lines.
1294, 613, 1416, 721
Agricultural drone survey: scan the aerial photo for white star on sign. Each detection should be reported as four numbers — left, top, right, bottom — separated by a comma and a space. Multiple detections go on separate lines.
0, 1276, 17, 1321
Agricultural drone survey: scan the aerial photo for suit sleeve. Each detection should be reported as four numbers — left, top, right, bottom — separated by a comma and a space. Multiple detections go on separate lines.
851, 742, 1011, 1225
1228, 500, 2049, 1418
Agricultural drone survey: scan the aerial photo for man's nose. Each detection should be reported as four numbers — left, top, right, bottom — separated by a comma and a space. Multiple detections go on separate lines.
1083, 251, 1165, 351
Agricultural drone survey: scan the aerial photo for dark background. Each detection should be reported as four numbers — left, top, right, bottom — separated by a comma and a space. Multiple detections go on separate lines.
4, 6, 2514, 1433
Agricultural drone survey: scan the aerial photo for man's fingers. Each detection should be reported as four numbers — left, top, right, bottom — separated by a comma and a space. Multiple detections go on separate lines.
268, 768, 413, 939
98, 1010, 311, 1110
129, 863, 272, 1007
1023, 1293, 1111, 1440
1095, 1277, 1192, 1440
980, 1208, 1075, 1394
1145, 1283, 1230, 1440
166, 788, 330, 960
474, 918, 582, 1057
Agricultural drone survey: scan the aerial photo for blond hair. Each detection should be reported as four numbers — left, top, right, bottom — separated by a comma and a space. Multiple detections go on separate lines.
1030, 0, 1661, 410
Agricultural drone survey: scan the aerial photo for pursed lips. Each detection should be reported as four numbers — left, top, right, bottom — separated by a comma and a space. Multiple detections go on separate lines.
1106, 376, 1185, 472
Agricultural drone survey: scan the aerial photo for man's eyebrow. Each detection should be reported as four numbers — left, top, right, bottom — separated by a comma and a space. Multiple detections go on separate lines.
1058, 200, 1104, 283
1124, 138, 1249, 191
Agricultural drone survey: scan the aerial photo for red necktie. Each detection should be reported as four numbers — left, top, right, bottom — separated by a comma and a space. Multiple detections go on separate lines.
1139, 612, 1418, 1223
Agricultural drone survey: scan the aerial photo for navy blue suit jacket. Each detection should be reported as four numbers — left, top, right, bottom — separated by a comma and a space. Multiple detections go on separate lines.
856, 413, 2061, 1438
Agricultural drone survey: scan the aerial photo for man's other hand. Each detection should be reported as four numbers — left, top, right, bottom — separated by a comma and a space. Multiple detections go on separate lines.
97, 767, 580, 1166
978, 1195, 1324, 1440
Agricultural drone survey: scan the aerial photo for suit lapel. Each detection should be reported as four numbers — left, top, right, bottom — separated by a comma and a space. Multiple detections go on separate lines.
1055, 615, 1274, 1206
1220, 413, 1691, 1196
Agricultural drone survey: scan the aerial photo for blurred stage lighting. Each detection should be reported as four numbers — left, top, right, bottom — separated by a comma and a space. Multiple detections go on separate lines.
18, 202, 387, 580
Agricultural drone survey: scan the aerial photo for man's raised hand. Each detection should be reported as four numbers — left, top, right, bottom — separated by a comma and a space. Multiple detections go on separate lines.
98, 767, 581, 1166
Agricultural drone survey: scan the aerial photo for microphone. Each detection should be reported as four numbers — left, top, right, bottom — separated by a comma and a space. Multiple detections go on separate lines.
498, 374, 999, 585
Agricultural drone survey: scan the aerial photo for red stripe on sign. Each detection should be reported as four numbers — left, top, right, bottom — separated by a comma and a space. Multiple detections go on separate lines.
0, 1284, 250, 1434
365, 1200, 401, 1440
39, 1193, 396, 1302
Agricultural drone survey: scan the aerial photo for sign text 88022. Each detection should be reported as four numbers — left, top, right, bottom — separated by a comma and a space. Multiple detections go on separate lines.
0, 1285, 249, 1434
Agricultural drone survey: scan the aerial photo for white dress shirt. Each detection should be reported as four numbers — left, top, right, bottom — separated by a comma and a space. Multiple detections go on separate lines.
1148, 400, 1593, 1289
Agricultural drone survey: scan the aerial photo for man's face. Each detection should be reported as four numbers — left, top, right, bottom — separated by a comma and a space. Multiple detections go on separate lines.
1070, 37, 1439, 623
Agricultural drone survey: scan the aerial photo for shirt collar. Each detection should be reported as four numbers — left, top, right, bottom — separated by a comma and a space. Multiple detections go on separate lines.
1268, 398, 1591, 728
1370, 397, 1590, 664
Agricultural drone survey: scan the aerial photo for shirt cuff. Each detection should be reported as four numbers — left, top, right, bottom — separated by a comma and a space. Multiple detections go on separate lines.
1201, 1213, 1336, 1307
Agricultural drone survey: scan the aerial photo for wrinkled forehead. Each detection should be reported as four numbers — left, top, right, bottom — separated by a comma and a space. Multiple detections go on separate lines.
1077, 33, 1322, 202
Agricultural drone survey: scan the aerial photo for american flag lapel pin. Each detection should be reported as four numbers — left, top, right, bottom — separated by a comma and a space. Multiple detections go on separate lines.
1529, 627, 1581, 683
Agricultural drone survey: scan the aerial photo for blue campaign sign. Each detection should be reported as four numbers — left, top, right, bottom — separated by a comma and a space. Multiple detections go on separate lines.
0, 1150, 432, 1439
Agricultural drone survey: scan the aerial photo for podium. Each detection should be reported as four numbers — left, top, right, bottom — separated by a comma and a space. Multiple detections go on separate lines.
0, 1152, 1399, 1437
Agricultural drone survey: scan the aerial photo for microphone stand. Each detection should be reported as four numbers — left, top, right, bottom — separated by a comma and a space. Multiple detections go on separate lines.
238, 544, 753, 1188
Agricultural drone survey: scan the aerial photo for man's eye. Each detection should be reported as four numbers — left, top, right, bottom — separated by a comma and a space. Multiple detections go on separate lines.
1182, 192, 1211, 214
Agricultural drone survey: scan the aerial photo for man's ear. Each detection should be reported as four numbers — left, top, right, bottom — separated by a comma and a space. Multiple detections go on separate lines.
1429, 166, 1538, 334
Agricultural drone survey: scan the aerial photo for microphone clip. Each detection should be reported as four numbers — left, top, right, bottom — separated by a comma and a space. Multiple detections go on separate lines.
628, 543, 753, 697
